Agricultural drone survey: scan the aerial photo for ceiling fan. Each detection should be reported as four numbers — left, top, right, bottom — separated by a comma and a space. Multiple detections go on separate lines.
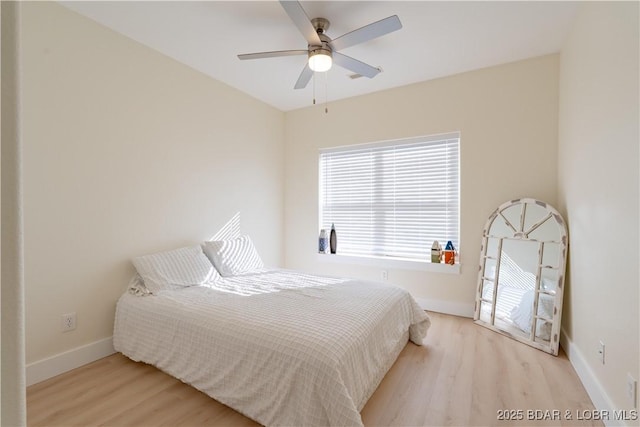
238, 1, 402, 90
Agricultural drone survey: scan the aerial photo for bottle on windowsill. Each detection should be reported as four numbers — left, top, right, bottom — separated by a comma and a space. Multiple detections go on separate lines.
319, 229, 328, 254
329, 223, 337, 254
431, 241, 442, 263
444, 240, 456, 265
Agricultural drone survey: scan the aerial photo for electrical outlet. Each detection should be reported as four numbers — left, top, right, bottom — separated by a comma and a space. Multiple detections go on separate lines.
627, 373, 637, 408
598, 341, 605, 364
381, 270, 388, 281
61, 312, 76, 332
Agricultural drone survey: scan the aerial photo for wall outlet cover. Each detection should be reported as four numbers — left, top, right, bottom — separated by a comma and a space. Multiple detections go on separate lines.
61, 312, 77, 332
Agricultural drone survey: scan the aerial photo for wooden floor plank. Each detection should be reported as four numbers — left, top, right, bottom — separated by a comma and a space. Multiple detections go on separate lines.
28, 312, 600, 426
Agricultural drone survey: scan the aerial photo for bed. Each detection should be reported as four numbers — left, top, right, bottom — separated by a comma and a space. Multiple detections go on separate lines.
114, 266, 430, 427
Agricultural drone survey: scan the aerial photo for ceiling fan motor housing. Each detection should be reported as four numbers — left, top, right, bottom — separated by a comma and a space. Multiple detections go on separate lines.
311, 17, 330, 34
310, 33, 332, 50
309, 46, 332, 58
309, 31, 332, 52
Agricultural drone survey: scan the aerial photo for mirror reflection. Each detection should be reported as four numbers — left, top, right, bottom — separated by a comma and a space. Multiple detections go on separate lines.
475, 198, 568, 355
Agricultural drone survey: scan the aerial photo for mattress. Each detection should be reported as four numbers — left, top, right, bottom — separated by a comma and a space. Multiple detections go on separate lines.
113, 269, 430, 427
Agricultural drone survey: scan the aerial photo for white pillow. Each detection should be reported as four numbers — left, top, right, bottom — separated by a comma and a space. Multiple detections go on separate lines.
202, 235, 264, 277
132, 245, 220, 294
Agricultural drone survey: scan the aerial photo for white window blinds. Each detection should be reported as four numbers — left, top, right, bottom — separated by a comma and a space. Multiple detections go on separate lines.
319, 133, 459, 261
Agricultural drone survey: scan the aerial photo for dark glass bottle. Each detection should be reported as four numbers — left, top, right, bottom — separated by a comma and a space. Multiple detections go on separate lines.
329, 223, 337, 254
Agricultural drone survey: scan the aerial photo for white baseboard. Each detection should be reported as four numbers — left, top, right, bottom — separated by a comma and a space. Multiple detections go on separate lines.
415, 297, 475, 318
560, 329, 627, 427
26, 337, 115, 386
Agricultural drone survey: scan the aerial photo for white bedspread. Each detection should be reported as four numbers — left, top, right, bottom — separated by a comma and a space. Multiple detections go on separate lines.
113, 269, 430, 427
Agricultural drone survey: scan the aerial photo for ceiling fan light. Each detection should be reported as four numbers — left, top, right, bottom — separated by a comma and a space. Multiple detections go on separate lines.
309, 49, 332, 72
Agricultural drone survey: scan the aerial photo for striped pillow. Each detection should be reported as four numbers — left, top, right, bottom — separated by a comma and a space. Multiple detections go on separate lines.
132, 245, 220, 294
202, 235, 264, 277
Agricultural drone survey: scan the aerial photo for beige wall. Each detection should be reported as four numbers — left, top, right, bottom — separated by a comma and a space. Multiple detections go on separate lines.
21, 2, 284, 364
2, 2, 27, 424
283, 55, 559, 311
558, 1, 639, 414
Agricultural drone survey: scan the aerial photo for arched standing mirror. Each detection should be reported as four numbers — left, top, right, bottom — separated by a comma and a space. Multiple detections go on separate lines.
474, 198, 568, 355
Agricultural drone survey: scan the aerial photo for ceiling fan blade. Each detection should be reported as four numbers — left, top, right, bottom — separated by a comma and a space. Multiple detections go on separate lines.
330, 15, 402, 51
294, 64, 313, 89
333, 52, 381, 78
280, 1, 322, 46
238, 50, 308, 60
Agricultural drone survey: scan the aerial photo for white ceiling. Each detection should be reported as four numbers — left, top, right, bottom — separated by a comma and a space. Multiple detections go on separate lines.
60, 1, 579, 112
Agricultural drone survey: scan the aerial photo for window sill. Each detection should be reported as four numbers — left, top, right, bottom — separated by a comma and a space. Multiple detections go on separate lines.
316, 253, 461, 274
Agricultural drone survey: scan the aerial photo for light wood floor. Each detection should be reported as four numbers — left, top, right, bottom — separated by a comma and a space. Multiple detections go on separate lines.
27, 312, 600, 426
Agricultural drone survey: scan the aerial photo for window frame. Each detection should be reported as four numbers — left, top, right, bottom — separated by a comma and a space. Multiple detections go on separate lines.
318, 132, 460, 265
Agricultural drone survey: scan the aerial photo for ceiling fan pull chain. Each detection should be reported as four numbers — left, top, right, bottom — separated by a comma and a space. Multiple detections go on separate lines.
312, 72, 316, 105
324, 72, 329, 114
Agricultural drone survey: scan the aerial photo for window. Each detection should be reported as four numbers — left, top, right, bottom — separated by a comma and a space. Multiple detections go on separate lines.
319, 132, 459, 262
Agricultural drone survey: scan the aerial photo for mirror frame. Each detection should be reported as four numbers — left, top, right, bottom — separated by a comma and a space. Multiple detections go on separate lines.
474, 198, 568, 355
